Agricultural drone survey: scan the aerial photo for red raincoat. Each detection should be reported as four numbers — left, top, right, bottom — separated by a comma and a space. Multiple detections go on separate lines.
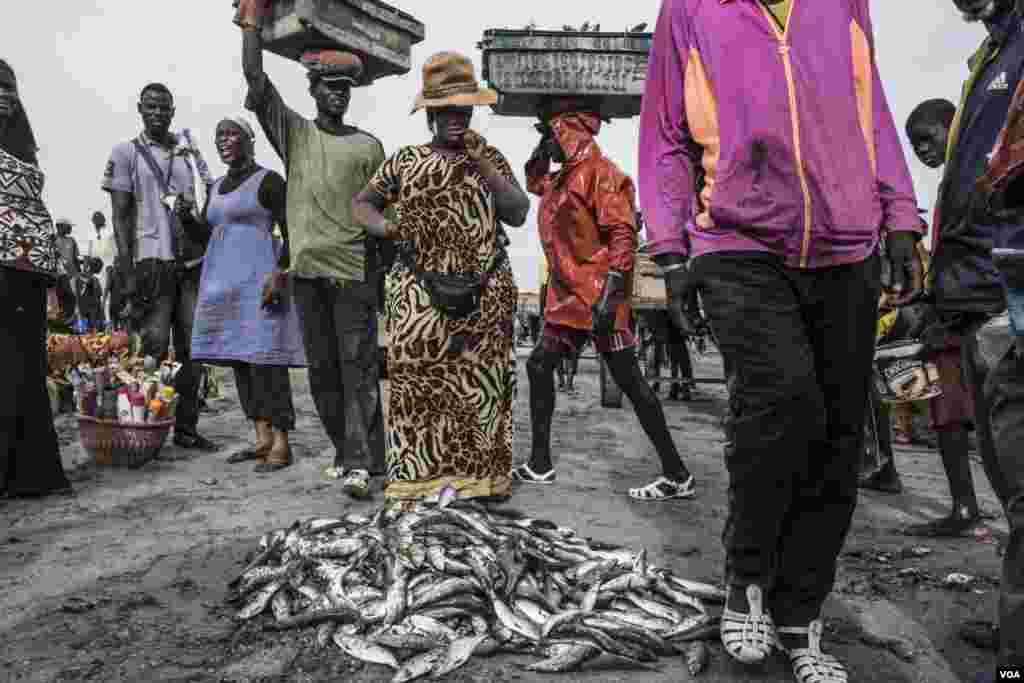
526, 112, 638, 333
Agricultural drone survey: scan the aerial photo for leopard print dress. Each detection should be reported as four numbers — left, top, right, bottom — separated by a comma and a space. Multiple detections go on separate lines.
369, 144, 519, 500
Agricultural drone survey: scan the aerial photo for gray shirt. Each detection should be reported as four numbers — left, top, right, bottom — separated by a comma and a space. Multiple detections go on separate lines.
102, 132, 196, 262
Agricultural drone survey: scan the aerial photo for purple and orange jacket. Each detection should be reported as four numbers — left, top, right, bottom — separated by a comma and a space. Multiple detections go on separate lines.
638, 0, 923, 269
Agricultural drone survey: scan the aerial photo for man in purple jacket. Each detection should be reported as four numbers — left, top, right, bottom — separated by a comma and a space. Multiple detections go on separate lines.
639, 1, 922, 680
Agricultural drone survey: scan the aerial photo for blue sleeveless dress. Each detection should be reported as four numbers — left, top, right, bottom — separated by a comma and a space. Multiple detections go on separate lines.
191, 169, 306, 367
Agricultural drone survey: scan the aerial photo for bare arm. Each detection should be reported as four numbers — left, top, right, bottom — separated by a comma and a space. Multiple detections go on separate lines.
478, 156, 530, 227
109, 190, 135, 285
351, 188, 398, 239
242, 28, 266, 96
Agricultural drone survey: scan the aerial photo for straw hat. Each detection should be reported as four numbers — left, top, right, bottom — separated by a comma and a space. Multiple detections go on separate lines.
411, 52, 497, 114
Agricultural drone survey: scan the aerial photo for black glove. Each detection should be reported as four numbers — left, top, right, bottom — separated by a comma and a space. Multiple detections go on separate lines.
592, 270, 625, 335
657, 255, 699, 336
884, 231, 922, 304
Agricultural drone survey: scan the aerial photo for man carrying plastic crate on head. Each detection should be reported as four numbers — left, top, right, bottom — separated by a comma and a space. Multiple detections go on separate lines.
514, 96, 695, 503
235, 0, 388, 498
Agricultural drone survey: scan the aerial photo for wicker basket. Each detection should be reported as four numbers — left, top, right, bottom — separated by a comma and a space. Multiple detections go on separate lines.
78, 416, 174, 468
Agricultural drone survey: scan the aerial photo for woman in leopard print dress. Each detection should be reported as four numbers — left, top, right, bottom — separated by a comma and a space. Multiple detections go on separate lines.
353, 52, 529, 500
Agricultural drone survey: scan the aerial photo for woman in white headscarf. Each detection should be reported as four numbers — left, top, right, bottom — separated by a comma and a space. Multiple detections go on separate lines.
0, 58, 71, 498
181, 116, 306, 472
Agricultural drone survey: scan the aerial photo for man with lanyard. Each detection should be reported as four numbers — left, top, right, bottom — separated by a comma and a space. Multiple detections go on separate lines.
927, 0, 1024, 669
235, 0, 387, 499
103, 82, 217, 451
640, 1, 921, 681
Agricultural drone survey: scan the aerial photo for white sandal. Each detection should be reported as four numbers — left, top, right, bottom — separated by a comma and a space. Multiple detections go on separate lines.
511, 463, 556, 485
778, 621, 848, 683
720, 585, 778, 664
628, 475, 695, 501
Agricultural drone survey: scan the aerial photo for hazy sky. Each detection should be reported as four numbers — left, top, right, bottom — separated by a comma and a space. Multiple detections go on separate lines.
5, 1, 985, 290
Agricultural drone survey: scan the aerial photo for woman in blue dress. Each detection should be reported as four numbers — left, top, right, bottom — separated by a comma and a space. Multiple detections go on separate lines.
180, 117, 306, 472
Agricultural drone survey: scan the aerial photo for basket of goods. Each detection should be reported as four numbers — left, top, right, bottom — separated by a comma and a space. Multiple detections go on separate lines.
478, 25, 652, 119
873, 340, 943, 404
259, 0, 425, 85
73, 356, 180, 468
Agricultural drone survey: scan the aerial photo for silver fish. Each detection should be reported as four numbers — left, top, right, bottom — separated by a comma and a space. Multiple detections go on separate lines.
601, 572, 651, 594
664, 575, 727, 604
270, 589, 292, 622
604, 608, 675, 633
540, 608, 586, 640
663, 613, 717, 641
236, 580, 283, 620
431, 634, 488, 678
513, 598, 552, 627
411, 577, 481, 610
626, 591, 682, 624
390, 647, 444, 683
374, 629, 442, 653
684, 640, 710, 675
491, 595, 541, 641
652, 577, 707, 614
315, 621, 338, 649
334, 633, 399, 670
526, 642, 601, 672
381, 563, 409, 626
407, 615, 458, 641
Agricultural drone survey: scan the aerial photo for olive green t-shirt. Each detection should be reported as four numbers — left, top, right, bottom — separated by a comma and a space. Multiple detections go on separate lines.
763, 0, 793, 29
247, 78, 385, 282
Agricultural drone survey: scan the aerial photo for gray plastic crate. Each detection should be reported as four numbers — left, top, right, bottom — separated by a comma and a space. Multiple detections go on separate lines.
262, 0, 425, 85
479, 29, 652, 119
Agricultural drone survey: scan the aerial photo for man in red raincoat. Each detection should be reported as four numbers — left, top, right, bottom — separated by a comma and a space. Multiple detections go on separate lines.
512, 98, 695, 501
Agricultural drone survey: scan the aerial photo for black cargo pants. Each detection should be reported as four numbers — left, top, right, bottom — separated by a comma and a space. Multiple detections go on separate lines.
695, 250, 880, 627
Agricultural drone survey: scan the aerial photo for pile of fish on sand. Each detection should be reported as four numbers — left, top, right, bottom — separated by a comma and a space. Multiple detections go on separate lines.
227, 490, 725, 681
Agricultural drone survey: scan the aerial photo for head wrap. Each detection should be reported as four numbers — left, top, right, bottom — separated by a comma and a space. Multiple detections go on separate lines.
0, 59, 39, 166
301, 50, 364, 84
219, 115, 256, 142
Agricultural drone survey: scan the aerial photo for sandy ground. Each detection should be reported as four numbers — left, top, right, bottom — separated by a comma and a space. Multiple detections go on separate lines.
0, 348, 1009, 683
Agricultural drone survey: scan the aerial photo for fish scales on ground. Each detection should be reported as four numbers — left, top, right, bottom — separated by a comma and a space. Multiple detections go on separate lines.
229, 495, 722, 677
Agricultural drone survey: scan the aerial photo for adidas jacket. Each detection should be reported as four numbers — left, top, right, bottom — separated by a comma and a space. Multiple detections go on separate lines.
932, 10, 1024, 318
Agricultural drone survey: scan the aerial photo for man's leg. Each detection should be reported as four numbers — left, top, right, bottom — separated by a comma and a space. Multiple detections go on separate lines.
860, 383, 902, 493
603, 346, 691, 487
170, 269, 216, 450
771, 254, 880, 633
293, 279, 347, 468
522, 337, 565, 476
696, 253, 825, 613
333, 282, 384, 477
983, 347, 1024, 667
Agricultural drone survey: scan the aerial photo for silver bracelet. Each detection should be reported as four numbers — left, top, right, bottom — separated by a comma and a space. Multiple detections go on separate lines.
660, 262, 687, 273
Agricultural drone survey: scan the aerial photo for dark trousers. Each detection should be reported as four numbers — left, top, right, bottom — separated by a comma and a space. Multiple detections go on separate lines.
133, 261, 202, 433
0, 268, 70, 495
696, 250, 880, 626
861, 383, 896, 477
234, 364, 296, 432
964, 328, 1024, 666
293, 278, 384, 475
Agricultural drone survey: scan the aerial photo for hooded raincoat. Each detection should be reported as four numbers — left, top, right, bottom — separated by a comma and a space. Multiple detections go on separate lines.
526, 112, 638, 333
637, 0, 921, 268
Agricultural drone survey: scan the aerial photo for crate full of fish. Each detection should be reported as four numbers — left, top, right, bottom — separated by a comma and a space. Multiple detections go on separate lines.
261, 0, 426, 85
478, 27, 652, 119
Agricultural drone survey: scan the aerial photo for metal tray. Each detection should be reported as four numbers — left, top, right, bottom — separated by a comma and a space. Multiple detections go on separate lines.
479, 29, 652, 118
262, 0, 425, 85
